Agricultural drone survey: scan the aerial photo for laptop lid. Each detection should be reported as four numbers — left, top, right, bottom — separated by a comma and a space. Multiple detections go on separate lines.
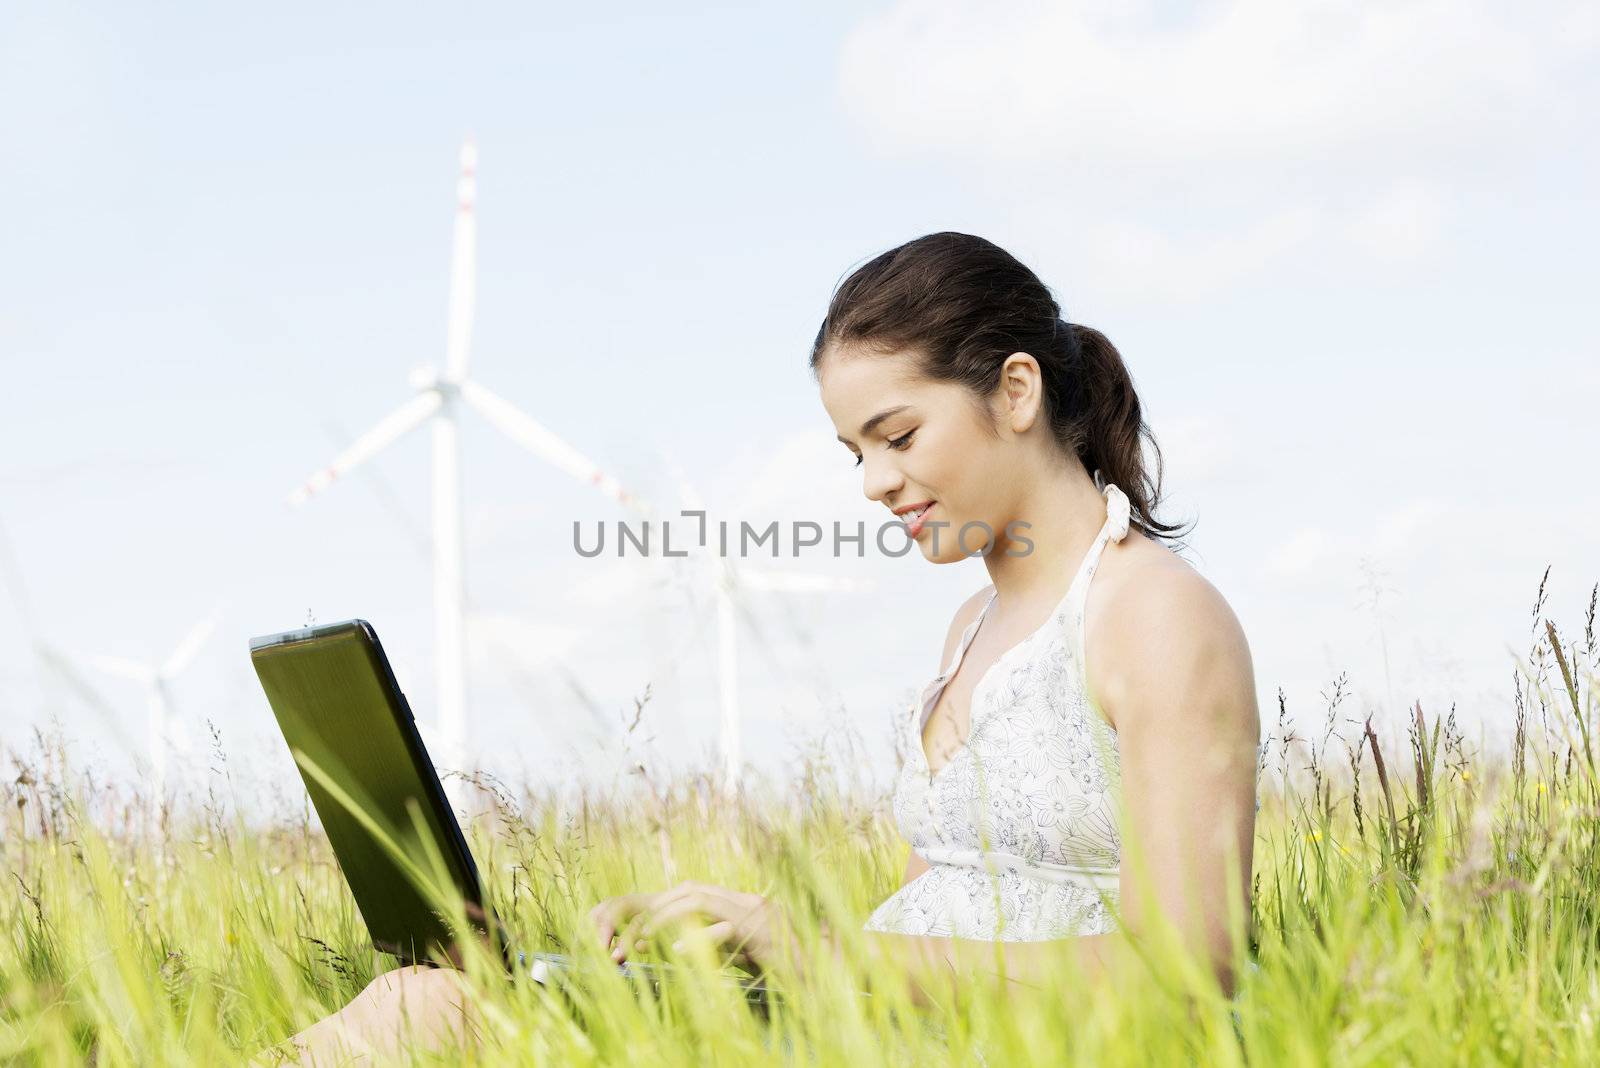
249, 619, 489, 966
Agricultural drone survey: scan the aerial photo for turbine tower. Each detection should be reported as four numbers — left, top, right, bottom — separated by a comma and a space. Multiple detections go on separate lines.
288, 139, 647, 778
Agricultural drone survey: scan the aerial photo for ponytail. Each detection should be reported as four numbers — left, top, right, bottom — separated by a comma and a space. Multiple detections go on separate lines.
1063, 323, 1189, 547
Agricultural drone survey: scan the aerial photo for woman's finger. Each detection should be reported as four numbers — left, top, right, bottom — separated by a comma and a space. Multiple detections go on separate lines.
589, 898, 620, 947
670, 919, 737, 956
653, 887, 772, 945
640, 893, 728, 938
612, 908, 661, 961
612, 887, 708, 961
590, 893, 650, 950
598, 883, 765, 963
608, 893, 666, 961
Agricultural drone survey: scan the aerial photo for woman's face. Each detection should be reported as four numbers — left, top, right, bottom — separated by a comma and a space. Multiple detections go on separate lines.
818, 346, 1037, 563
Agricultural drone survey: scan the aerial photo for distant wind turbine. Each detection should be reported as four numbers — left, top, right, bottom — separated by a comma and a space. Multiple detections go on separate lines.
3, 517, 144, 773
656, 452, 872, 794
85, 611, 220, 807
287, 139, 648, 777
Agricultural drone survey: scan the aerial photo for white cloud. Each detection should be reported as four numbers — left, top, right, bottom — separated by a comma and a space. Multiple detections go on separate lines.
1062, 182, 1453, 303
838, 0, 1594, 173
836, 0, 1596, 300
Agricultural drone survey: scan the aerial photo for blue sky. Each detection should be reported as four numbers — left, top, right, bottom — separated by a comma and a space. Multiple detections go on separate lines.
3, 1, 1596, 808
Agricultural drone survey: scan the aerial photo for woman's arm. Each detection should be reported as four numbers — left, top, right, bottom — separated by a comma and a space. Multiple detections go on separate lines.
1105, 566, 1259, 992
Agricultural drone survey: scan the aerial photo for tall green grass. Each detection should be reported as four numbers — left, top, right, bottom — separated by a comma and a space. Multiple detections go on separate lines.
3, 571, 1597, 1065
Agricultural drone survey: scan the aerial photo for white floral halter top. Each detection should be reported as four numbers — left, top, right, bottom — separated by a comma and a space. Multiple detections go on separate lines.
864, 479, 1131, 941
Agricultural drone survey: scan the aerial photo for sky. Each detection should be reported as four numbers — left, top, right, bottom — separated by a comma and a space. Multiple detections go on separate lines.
2, 0, 1596, 812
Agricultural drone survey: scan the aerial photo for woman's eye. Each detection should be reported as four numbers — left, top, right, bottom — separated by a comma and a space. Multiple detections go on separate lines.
851, 430, 914, 468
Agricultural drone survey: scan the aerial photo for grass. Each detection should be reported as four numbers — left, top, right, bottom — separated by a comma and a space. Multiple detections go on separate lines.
2, 570, 1598, 1065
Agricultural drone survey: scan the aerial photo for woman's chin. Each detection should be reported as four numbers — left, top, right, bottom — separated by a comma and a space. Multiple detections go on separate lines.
917, 532, 990, 563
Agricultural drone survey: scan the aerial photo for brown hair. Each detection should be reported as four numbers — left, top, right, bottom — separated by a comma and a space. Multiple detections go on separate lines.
810, 231, 1192, 549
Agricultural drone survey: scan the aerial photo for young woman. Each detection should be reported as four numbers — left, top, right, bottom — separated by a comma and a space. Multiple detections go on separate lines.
278, 232, 1261, 1063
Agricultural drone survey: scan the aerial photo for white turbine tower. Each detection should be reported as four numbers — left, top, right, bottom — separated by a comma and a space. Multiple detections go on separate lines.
657, 453, 871, 794
287, 139, 647, 781
85, 612, 220, 809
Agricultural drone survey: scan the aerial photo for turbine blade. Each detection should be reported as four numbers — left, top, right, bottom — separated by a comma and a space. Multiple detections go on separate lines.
656, 446, 705, 513
37, 641, 148, 750
287, 391, 442, 506
444, 138, 477, 382
325, 420, 431, 557
83, 653, 156, 684
458, 379, 653, 516
36, 644, 121, 715
161, 609, 221, 679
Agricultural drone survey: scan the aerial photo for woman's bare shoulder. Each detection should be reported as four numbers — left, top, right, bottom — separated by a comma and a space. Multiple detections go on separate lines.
1112, 537, 1243, 643
1087, 535, 1254, 731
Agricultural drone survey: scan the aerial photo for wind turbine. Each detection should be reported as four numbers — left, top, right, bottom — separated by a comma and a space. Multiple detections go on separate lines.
85, 612, 220, 809
656, 453, 871, 794
287, 139, 648, 780
2, 516, 165, 804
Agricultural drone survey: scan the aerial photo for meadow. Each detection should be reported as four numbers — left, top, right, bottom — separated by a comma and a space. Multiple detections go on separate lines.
3, 570, 1597, 1066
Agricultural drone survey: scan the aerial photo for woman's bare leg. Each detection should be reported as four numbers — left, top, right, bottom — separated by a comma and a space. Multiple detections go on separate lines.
265, 965, 481, 1066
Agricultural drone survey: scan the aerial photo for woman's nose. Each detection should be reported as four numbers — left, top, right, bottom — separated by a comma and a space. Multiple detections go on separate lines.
861, 453, 903, 505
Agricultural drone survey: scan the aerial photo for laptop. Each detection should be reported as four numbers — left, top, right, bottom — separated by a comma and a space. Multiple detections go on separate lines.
248, 618, 770, 1009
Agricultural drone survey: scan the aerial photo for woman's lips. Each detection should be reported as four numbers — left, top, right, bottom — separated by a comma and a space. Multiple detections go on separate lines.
904, 502, 937, 538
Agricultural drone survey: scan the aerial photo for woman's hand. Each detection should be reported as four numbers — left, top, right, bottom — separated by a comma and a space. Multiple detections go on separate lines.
587, 880, 800, 975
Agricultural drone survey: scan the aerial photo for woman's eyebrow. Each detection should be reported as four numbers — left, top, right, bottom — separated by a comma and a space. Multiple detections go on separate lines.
836, 405, 912, 446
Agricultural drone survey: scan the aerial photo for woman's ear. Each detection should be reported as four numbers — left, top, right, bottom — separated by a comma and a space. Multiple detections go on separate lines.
1000, 352, 1044, 434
